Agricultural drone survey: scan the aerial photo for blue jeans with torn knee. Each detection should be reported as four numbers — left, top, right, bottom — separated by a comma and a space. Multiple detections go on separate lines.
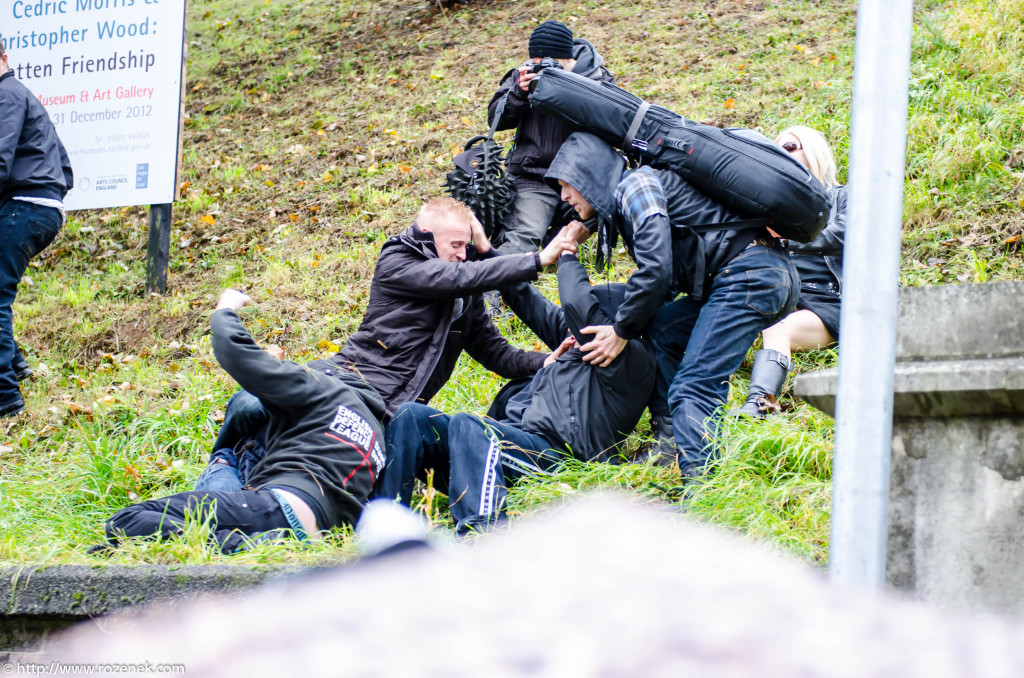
646, 246, 798, 474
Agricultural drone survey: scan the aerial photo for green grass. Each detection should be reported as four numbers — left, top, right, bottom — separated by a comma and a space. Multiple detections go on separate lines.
1, 0, 1023, 566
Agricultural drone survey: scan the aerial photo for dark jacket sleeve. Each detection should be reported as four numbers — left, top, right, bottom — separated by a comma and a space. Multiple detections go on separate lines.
0, 86, 24, 186
556, 254, 613, 344
498, 280, 568, 351
789, 185, 846, 256
487, 67, 531, 132
57, 135, 73, 192
211, 309, 324, 414
614, 212, 673, 340
462, 297, 547, 379
375, 248, 541, 300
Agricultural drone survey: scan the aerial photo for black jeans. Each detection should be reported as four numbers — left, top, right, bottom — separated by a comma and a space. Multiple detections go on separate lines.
0, 201, 61, 408
105, 489, 292, 554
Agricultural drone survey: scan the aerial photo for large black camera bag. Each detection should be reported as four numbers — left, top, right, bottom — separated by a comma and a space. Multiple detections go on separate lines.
529, 69, 830, 242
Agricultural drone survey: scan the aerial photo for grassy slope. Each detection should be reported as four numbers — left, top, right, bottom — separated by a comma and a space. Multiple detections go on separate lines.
1, 0, 1021, 565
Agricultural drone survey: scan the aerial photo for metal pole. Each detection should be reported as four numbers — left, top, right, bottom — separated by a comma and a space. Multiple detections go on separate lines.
828, 0, 913, 587
145, 203, 172, 295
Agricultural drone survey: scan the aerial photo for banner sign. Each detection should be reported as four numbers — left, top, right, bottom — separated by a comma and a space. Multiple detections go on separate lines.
1, 0, 187, 209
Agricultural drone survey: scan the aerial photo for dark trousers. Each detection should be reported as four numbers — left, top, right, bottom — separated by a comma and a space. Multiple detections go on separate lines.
495, 185, 560, 255
647, 246, 799, 473
373, 403, 562, 523
0, 201, 61, 409
105, 489, 291, 554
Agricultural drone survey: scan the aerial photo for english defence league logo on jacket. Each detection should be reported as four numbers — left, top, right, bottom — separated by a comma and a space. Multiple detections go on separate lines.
327, 405, 386, 474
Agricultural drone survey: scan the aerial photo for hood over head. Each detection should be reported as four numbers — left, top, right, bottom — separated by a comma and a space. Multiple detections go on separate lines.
546, 133, 625, 268
546, 132, 624, 225
570, 39, 605, 78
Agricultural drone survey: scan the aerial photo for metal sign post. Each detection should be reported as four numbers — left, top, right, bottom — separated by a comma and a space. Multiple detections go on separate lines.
828, 0, 914, 587
146, 204, 172, 295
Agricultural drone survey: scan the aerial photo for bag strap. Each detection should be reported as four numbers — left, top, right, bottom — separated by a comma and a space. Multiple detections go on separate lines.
676, 218, 770, 301
487, 87, 514, 141
683, 217, 770, 232
623, 101, 651, 150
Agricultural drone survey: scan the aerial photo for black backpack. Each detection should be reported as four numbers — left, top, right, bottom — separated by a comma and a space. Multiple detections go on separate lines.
442, 91, 515, 238
529, 69, 831, 242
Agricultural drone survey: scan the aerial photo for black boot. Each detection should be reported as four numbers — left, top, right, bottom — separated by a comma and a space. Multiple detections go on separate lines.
733, 349, 791, 419
634, 413, 678, 468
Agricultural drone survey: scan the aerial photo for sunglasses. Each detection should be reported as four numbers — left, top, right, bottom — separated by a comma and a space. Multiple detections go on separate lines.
782, 141, 803, 153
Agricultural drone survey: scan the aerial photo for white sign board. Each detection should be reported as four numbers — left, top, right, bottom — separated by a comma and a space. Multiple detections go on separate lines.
1, 0, 186, 210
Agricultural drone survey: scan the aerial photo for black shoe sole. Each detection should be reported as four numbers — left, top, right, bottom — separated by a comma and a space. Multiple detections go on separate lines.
12, 360, 32, 381
0, 401, 26, 418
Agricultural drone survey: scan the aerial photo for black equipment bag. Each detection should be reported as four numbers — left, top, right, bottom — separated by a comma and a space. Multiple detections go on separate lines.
529, 69, 831, 242
442, 91, 515, 238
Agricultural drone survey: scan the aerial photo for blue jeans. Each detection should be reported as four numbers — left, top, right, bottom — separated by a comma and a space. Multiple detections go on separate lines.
647, 246, 798, 473
373, 403, 562, 524
195, 389, 269, 492
0, 201, 61, 409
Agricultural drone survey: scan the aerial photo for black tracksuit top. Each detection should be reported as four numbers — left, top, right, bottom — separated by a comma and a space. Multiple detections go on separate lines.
211, 309, 386, 529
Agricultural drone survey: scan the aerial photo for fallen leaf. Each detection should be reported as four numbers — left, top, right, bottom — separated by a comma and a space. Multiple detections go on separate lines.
724, 98, 736, 109
67, 403, 93, 420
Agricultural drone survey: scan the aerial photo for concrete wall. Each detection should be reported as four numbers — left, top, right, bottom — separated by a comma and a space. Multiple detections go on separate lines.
795, 281, 1024, 615
1, 564, 299, 657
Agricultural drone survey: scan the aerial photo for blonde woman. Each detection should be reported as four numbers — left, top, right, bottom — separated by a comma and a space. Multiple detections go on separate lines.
734, 126, 848, 418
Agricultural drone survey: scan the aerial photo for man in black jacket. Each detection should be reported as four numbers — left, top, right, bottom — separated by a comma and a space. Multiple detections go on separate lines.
195, 197, 575, 492
545, 133, 799, 478
373, 245, 656, 532
486, 21, 615, 259
0, 41, 73, 416
104, 289, 388, 553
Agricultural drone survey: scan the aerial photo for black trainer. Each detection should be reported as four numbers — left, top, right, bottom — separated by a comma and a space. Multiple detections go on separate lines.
0, 398, 25, 418
11, 358, 32, 382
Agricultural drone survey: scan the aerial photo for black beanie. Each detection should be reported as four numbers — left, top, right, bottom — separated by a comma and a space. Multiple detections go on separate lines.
529, 20, 574, 60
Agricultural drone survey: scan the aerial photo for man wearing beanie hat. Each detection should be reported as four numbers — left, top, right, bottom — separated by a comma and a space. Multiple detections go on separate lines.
483, 21, 614, 314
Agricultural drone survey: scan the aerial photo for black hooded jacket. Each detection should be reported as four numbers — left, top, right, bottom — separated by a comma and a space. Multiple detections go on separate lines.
545, 133, 763, 339
498, 255, 655, 462
212, 309, 387, 529
332, 225, 548, 417
487, 40, 615, 188
0, 71, 74, 204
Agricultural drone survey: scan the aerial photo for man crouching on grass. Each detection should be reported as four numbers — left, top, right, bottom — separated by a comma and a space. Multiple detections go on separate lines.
102, 289, 387, 554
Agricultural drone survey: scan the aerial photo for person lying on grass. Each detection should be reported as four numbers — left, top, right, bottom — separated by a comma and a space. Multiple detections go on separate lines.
372, 229, 656, 533
194, 197, 577, 495
102, 288, 387, 554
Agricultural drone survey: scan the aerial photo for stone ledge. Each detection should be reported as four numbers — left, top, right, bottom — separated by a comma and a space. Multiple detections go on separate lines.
895, 282, 1024, 361
1, 564, 303, 653
794, 357, 1024, 418
1, 564, 301, 618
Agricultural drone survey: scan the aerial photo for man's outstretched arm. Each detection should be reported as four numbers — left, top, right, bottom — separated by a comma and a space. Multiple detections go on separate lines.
210, 290, 325, 413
